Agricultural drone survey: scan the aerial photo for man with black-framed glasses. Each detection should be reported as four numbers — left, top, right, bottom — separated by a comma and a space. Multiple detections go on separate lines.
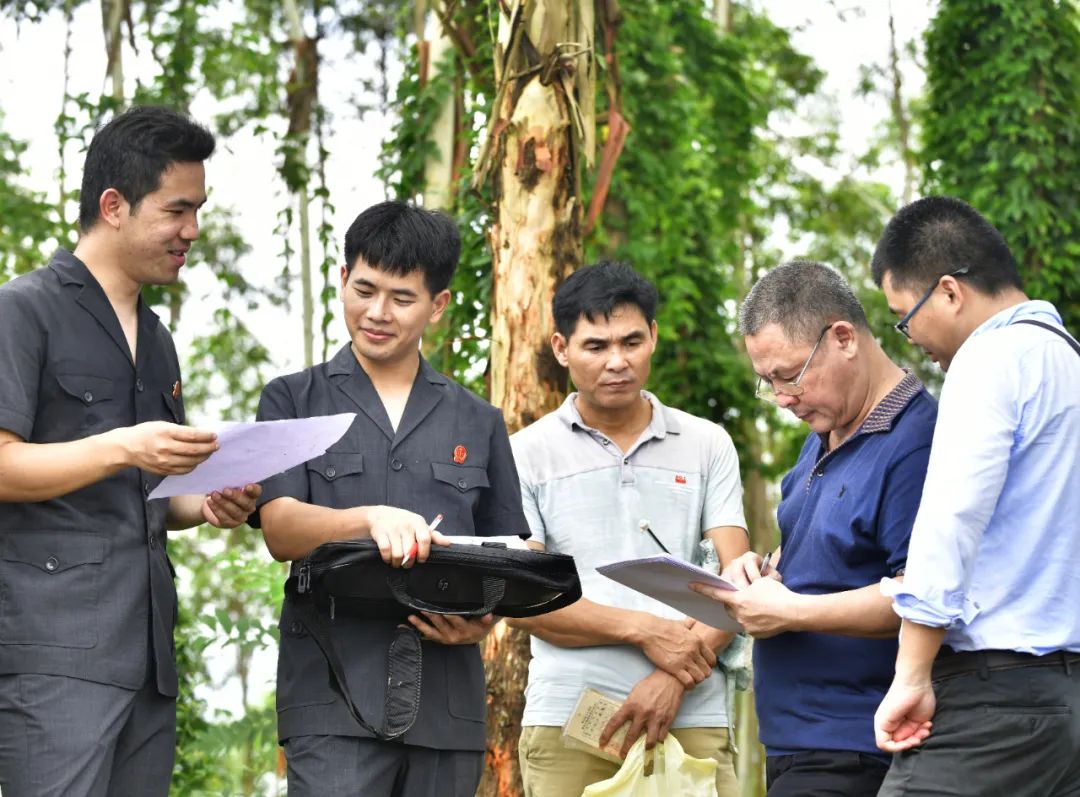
892, 267, 969, 340
871, 196, 1080, 796
692, 259, 938, 796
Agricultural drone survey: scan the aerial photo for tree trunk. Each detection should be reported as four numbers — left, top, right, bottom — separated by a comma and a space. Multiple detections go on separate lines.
479, 2, 594, 794
101, 0, 126, 102
731, 220, 774, 797
887, 8, 916, 205
419, 6, 458, 361
283, 0, 317, 368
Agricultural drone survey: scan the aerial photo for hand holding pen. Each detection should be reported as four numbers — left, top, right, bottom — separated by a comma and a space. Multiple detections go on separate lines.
402, 513, 444, 567
719, 548, 780, 589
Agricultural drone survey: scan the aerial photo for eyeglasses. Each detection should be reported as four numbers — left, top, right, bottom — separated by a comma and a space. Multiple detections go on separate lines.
755, 323, 834, 404
893, 267, 970, 339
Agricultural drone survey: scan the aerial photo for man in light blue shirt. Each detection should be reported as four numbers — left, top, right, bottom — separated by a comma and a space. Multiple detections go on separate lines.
871, 196, 1080, 796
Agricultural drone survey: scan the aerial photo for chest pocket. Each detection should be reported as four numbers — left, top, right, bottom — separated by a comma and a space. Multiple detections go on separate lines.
431, 463, 490, 493
306, 453, 365, 509
56, 374, 117, 436
431, 463, 490, 536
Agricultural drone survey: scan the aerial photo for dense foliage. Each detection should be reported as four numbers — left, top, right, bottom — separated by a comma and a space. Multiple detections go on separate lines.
922, 0, 1080, 330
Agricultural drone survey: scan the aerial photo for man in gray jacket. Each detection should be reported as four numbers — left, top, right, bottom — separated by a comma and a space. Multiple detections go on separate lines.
0, 106, 259, 797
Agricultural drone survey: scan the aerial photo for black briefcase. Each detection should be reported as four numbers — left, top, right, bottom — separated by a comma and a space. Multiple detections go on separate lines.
287, 537, 581, 620
284, 538, 580, 741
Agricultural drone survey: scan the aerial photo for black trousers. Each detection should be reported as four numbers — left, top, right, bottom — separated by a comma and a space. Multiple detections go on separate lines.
0, 673, 175, 797
766, 750, 889, 796
878, 650, 1080, 797
283, 735, 483, 797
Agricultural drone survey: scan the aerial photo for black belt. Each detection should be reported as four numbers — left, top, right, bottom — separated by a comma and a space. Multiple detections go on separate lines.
932, 646, 1080, 681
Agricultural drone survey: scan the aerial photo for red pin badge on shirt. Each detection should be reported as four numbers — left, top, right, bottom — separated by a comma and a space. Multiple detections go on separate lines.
453, 445, 467, 464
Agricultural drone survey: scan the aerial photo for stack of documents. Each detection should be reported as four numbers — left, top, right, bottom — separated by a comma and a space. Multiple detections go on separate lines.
596, 554, 743, 632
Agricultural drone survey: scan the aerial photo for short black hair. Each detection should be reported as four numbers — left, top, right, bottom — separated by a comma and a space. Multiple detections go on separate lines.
739, 259, 869, 342
552, 260, 659, 338
343, 201, 460, 295
79, 105, 215, 232
871, 196, 1022, 296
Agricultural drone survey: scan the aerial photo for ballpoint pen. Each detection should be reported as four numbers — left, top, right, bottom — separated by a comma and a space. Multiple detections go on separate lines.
401, 513, 443, 566
760, 550, 773, 577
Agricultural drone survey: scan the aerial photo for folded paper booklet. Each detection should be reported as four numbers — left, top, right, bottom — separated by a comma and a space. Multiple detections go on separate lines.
596, 554, 743, 632
561, 687, 629, 763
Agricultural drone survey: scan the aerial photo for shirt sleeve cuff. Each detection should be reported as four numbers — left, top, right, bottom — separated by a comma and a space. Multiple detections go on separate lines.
0, 407, 34, 441
880, 576, 980, 628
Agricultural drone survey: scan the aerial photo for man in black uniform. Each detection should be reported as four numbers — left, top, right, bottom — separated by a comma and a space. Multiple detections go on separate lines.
254, 201, 530, 796
0, 106, 260, 796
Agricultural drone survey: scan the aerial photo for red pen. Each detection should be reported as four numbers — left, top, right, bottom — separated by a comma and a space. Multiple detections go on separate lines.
402, 513, 443, 566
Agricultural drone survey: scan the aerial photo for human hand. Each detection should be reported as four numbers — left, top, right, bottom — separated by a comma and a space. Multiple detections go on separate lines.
109, 421, 218, 475
690, 576, 800, 639
598, 670, 686, 759
366, 506, 451, 567
201, 484, 262, 528
874, 677, 935, 753
407, 612, 497, 645
721, 550, 782, 589
637, 616, 717, 688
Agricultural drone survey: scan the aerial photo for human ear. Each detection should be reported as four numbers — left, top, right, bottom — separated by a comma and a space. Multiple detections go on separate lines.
429, 289, 451, 322
98, 188, 125, 229
551, 333, 570, 367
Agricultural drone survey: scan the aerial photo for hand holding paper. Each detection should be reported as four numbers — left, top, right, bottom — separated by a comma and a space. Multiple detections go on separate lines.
596, 554, 743, 632
689, 576, 802, 639
148, 413, 356, 499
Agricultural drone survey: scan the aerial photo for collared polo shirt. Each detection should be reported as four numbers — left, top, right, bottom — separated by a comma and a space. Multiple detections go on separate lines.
754, 372, 936, 760
511, 391, 746, 729
253, 345, 529, 750
0, 249, 185, 696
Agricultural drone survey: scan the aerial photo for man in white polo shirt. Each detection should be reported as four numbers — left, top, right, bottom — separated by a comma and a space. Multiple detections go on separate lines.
507, 261, 748, 797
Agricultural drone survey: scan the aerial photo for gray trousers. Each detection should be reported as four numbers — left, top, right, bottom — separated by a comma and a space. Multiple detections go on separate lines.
0, 673, 175, 797
284, 735, 484, 797
878, 653, 1080, 796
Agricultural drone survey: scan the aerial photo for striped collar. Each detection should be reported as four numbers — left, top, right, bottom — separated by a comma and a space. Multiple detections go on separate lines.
807, 371, 925, 490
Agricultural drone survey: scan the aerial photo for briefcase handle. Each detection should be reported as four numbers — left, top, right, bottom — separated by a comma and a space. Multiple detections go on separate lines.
385, 571, 507, 617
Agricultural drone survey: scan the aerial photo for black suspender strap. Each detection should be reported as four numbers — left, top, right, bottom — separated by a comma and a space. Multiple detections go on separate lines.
1014, 319, 1080, 357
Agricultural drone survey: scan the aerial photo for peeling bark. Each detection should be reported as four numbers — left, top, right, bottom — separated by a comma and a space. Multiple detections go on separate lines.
480, 3, 594, 794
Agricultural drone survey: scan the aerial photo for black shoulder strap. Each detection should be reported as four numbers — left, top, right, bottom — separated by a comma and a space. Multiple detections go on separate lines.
1014, 319, 1080, 357
292, 598, 421, 740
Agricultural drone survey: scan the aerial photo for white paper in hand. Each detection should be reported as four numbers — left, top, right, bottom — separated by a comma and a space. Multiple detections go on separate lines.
596, 554, 743, 632
148, 413, 356, 499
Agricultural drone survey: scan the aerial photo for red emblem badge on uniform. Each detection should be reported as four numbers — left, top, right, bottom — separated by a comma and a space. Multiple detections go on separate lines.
171, 380, 181, 399
675, 474, 687, 484
453, 445, 467, 464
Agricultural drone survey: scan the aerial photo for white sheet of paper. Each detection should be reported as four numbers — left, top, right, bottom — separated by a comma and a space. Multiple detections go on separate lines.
446, 536, 531, 550
596, 554, 743, 632
148, 413, 356, 499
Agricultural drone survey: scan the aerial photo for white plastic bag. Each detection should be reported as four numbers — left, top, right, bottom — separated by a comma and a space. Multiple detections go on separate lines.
582, 734, 718, 797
